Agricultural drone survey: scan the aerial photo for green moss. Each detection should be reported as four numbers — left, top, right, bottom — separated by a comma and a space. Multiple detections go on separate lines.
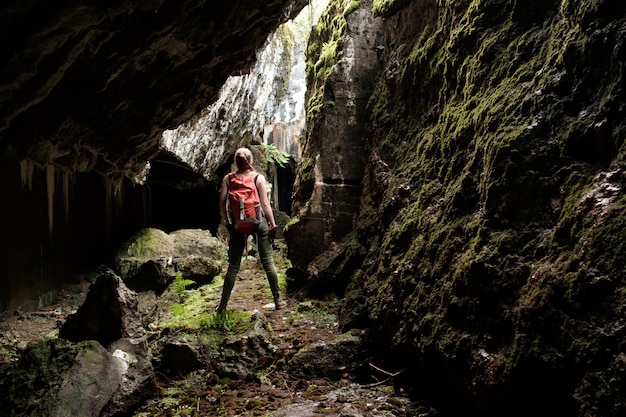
289, 299, 337, 326
119, 228, 171, 258
372, 0, 395, 16
290, 151, 316, 210
305, 0, 356, 123
159, 276, 224, 330
343, 0, 362, 16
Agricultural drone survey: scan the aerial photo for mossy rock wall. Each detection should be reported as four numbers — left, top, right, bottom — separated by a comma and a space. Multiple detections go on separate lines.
302, 0, 626, 415
285, 0, 383, 270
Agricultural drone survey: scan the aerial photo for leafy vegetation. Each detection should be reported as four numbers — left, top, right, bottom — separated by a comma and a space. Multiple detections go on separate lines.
201, 310, 252, 333
289, 299, 337, 327
259, 143, 290, 168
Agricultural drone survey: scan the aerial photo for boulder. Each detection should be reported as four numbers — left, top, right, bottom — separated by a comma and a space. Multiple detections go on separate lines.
159, 340, 207, 377
114, 228, 176, 292
175, 255, 222, 286
0, 339, 123, 417
295, 231, 367, 297
170, 228, 224, 258
59, 270, 144, 347
116, 258, 173, 293
289, 330, 371, 380
102, 338, 156, 416
214, 315, 281, 379
114, 228, 224, 291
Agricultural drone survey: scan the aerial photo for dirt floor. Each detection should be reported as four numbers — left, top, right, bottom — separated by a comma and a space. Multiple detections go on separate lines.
0, 257, 432, 417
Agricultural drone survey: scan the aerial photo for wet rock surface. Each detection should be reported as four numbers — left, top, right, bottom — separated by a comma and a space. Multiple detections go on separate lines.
286, 1, 626, 416
59, 270, 145, 346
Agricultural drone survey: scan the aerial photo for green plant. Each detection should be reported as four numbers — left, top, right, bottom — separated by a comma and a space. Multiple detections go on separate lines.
158, 277, 224, 330
200, 310, 253, 334
170, 303, 185, 316
289, 300, 337, 327
172, 272, 195, 300
260, 143, 290, 167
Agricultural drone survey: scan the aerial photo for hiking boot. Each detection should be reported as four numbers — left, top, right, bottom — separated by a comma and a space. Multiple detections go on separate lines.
274, 298, 287, 310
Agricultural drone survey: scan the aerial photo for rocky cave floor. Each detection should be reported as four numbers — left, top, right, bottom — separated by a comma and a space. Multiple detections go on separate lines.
0, 257, 438, 417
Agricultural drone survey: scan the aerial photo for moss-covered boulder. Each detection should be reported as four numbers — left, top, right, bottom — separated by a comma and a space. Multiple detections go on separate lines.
114, 228, 224, 291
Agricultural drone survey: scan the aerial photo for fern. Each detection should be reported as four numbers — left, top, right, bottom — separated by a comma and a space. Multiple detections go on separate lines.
172, 272, 195, 300
261, 143, 290, 168
201, 310, 251, 333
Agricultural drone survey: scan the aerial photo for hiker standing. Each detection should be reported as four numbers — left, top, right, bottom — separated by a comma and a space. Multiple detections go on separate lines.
217, 147, 287, 312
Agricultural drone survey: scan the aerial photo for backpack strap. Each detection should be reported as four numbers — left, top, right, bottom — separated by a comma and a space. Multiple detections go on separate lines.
227, 172, 257, 184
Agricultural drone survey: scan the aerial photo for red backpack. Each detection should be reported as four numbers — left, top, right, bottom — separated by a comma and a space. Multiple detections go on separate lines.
227, 172, 261, 233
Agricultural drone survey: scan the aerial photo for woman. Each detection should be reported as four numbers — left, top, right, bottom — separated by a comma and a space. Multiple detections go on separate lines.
217, 147, 287, 312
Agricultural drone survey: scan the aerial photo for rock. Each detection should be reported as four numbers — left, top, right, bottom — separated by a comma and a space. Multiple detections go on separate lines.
339, 404, 364, 417
114, 228, 177, 292
216, 324, 281, 379
174, 255, 222, 286
114, 228, 224, 292
118, 228, 174, 258
289, 331, 370, 380
0, 339, 123, 417
0, 1, 309, 179
285, 1, 383, 272
140, 286, 181, 329
159, 340, 206, 377
298, 232, 367, 297
170, 229, 224, 258
0, 337, 156, 417
101, 338, 157, 417
59, 270, 144, 347
116, 258, 173, 293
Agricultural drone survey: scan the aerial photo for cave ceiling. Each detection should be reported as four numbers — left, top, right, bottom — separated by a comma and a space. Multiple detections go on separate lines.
0, 0, 307, 180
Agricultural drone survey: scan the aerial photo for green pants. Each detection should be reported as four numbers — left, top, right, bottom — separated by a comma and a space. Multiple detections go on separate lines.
218, 218, 279, 310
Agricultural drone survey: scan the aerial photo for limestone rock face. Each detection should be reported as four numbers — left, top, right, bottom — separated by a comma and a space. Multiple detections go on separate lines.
162, 23, 308, 180
285, 0, 383, 271
0, 0, 308, 179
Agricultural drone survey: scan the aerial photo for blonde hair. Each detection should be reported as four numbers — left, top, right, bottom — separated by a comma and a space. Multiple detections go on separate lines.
234, 147, 254, 171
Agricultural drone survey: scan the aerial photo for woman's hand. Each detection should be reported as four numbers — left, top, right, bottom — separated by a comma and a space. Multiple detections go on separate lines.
268, 225, 278, 240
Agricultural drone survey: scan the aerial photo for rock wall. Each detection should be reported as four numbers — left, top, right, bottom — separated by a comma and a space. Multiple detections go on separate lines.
290, 0, 626, 415
0, 156, 150, 312
285, 0, 383, 271
160, 3, 330, 191
161, 24, 306, 182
